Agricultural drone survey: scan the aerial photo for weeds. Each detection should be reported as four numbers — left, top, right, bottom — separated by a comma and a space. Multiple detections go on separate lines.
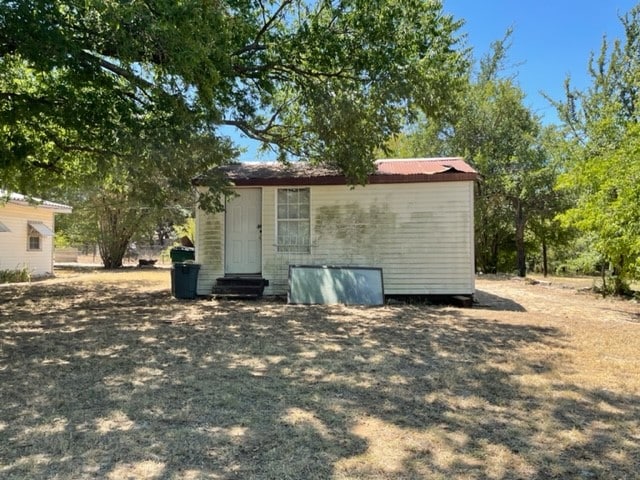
0, 266, 30, 284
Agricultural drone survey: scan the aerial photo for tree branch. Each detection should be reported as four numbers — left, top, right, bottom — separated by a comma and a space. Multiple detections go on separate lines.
233, 0, 292, 57
222, 117, 301, 154
271, 63, 358, 81
85, 52, 156, 91
222, 119, 281, 142
45, 129, 124, 158
233, 60, 358, 82
0, 91, 55, 106
25, 158, 63, 172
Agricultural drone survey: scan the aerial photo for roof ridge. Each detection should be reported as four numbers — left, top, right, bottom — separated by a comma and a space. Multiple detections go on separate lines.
0, 190, 72, 212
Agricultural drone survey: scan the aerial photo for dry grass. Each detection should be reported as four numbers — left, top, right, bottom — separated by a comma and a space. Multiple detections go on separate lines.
0, 269, 638, 479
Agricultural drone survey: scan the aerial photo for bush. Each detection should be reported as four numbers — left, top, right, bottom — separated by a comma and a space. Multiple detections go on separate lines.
0, 267, 31, 284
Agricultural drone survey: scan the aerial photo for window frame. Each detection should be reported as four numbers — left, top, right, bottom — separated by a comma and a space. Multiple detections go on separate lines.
276, 187, 311, 254
27, 224, 42, 251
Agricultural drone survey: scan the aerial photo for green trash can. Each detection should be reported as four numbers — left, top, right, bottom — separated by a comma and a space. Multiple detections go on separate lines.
170, 246, 195, 263
171, 263, 201, 299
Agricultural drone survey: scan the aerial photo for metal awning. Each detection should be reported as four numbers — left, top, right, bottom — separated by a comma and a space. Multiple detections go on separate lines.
28, 221, 54, 236
0, 221, 10, 233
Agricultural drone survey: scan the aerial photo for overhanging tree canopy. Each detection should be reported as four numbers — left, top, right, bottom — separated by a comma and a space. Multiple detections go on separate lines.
1, 0, 467, 205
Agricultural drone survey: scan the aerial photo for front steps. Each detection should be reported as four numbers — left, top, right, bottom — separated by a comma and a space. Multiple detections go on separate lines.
212, 275, 269, 298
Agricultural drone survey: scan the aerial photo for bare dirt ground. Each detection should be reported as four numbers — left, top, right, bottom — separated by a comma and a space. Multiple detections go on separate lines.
0, 269, 638, 479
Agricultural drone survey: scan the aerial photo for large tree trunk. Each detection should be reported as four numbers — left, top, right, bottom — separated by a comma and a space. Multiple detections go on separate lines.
99, 236, 129, 269
98, 216, 132, 269
96, 196, 141, 269
515, 200, 526, 277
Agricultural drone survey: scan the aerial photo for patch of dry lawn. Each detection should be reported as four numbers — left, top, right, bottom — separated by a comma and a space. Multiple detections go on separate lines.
0, 269, 638, 479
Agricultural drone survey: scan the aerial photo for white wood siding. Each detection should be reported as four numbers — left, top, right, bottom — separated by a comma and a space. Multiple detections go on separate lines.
196, 181, 475, 296
195, 206, 225, 295
0, 203, 56, 276
261, 181, 474, 296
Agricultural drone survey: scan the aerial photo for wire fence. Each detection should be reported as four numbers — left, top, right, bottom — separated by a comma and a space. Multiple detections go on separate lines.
54, 245, 173, 266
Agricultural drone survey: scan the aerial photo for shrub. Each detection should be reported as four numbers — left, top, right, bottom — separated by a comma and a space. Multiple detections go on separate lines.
0, 267, 31, 284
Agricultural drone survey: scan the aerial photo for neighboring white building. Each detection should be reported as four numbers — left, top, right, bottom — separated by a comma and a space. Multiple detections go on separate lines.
194, 158, 477, 298
0, 191, 72, 277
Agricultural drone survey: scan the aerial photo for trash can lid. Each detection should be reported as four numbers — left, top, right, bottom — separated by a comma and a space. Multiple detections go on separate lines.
172, 262, 200, 268
170, 246, 195, 252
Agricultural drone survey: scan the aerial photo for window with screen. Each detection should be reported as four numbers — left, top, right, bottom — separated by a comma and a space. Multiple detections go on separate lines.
277, 188, 310, 253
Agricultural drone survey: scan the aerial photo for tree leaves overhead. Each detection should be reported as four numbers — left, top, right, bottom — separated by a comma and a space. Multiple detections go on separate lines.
1, 0, 467, 269
0, 0, 467, 195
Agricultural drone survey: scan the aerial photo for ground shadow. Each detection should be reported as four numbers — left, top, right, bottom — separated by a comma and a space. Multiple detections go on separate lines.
473, 288, 526, 311
0, 278, 638, 479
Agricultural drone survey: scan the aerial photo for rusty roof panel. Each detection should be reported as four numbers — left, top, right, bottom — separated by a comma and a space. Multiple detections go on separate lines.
374, 158, 477, 175
197, 158, 477, 186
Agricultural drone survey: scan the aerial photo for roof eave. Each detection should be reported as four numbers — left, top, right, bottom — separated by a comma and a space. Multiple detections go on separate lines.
7, 199, 73, 213
228, 172, 478, 187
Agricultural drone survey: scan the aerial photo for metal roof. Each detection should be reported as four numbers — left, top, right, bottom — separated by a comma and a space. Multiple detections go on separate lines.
0, 190, 73, 213
200, 158, 477, 186
28, 221, 56, 236
374, 157, 476, 175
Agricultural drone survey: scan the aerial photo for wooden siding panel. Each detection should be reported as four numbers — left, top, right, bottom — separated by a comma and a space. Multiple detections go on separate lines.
195, 208, 225, 295
259, 182, 474, 296
0, 203, 56, 276
197, 181, 474, 296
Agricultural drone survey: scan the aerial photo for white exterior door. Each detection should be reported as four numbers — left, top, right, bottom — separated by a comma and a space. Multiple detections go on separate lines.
225, 188, 262, 274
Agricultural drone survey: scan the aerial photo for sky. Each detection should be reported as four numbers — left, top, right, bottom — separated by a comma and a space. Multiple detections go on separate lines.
443, 0, 639, 124
234, 0, 639, 161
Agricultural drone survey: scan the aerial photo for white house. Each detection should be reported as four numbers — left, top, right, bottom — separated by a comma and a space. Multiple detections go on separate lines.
0, 191, 72, 277
194, 158, 477, 299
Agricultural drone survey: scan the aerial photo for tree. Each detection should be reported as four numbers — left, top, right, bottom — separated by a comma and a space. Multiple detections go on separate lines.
459, 80, 547, 277
527, 127, 576, 277
553, 6, 640, 294
390, 34, 561, 276
556, 124, 640, 293
1, 0, 467, 193
1, 1, 467, 268
0, 0, 466, 266
52, 173, 193, 268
